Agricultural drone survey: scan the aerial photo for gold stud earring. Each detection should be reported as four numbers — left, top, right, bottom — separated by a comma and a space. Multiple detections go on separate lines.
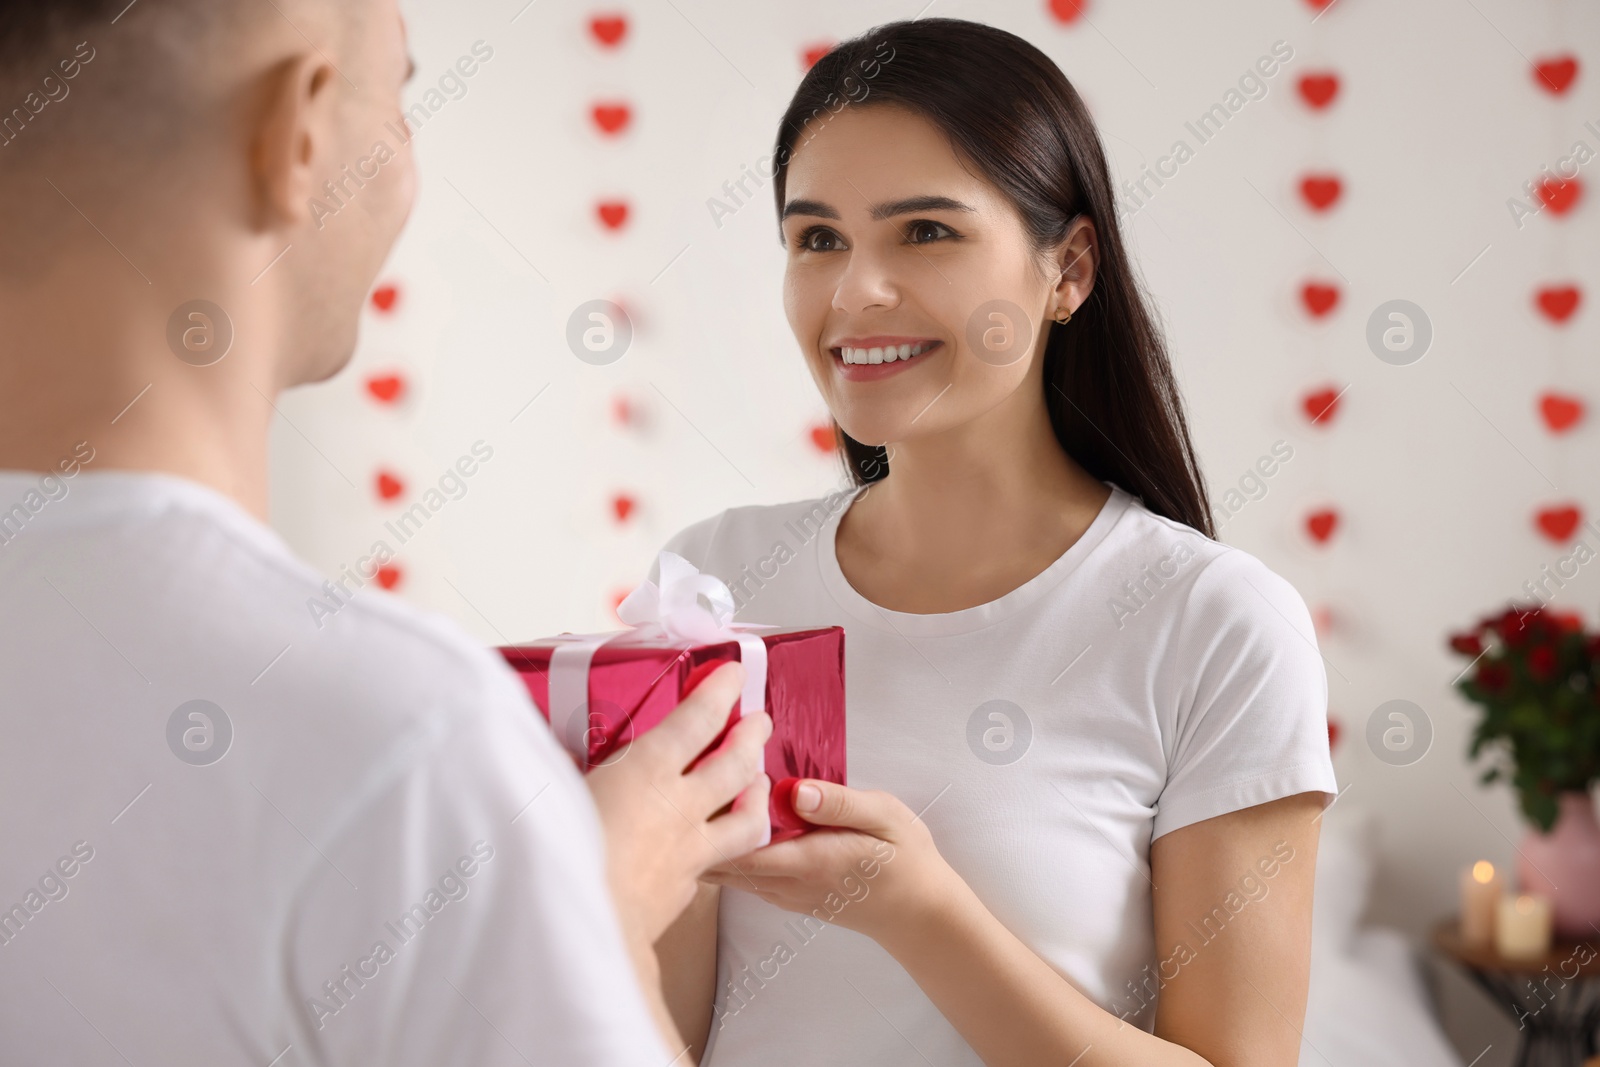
1054, 306, 1073, 325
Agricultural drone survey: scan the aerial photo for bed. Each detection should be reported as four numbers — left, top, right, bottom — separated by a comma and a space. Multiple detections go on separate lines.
1300, 799, 1466, 1066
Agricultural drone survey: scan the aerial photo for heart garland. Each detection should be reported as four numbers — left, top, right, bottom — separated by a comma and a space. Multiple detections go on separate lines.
370, 284, 399, 313
1299, 174, 1343, 212
1534, 284, 1581, 324
802, 42, 834, 70
375, 471, 405, 501
1302, 386, 1343, 425
365, 373, 406, 404
1538, 392, 1585, 433
1297, 72, 1340, 110
1535, 176, 1582, 215
592, 102, 632, 136
1301, 281, 1340, 318
1535, 505, 1582, 543
1048, 0, 1088, 23
1533, 56, 1579, 96
589, 14, 627, 48
1306, 508, 1340, 545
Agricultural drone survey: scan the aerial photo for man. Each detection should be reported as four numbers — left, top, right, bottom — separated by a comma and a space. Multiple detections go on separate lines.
0, 1, 771, 1063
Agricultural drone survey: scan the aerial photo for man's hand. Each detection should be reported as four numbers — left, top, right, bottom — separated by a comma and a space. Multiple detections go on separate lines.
586, 661, 772, 949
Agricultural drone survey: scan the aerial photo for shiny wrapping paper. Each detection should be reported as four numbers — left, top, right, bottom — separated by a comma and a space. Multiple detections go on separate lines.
498, 626, 846, 842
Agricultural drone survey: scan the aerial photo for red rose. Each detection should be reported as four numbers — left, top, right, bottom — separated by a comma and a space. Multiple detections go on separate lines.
1498, 609, 1537, 648
1550, 610, 1585, 633
1477, 661, 1511, 693
1528, 645, 1558, 681
1449, 633, 1484, 656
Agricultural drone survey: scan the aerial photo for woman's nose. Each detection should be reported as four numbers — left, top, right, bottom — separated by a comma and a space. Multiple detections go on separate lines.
832, 246, 901, 314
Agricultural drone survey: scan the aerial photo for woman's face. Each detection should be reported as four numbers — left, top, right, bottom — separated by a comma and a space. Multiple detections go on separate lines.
780, 104, 1095, 451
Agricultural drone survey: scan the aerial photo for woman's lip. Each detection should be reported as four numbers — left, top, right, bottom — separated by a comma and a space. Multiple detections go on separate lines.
831, 336, 942, 348
830, 340, 942, 381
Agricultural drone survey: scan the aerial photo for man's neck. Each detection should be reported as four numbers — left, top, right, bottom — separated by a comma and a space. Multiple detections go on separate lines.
0, 284, 280, 522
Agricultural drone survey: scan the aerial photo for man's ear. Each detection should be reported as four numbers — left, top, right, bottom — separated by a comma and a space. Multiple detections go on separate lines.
250, 54, 340, 230
1052, 216, 1098, 310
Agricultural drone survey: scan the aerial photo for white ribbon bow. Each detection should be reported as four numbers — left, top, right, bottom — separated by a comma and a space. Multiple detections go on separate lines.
615, 550, 740, 643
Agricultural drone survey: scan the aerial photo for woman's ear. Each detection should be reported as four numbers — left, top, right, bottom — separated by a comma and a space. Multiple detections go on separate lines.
1051, 215, 1098, 315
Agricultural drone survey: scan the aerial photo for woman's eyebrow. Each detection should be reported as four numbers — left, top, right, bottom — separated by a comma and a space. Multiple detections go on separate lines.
869, 195, 976, 219
780, 194, 977, 222
781, 198, 841, 221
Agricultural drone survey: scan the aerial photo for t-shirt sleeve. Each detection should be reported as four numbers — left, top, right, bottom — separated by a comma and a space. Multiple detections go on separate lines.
646, 510, 726, 579
1152, 547, 1339, 842
280, 655, 675, 1067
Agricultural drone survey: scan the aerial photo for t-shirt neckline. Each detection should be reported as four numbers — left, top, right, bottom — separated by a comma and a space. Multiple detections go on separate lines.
816, 479, 1132, 637
0, 467, 294, 564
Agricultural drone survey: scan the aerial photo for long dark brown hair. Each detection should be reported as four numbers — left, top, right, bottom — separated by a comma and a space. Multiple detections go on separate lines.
772, 17, 1215, 539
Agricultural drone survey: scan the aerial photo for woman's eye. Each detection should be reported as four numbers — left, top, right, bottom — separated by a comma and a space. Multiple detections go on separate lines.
907, 220, 955, 244
795, 227, 844, 252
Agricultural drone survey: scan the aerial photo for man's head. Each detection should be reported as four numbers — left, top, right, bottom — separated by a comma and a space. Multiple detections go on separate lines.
0, 0, 415, 387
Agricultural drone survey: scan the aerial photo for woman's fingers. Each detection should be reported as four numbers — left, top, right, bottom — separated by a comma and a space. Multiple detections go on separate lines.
789, 780, 904, 838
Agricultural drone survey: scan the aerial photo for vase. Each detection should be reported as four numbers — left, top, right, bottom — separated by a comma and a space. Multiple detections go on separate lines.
1514, 790, 1600, 940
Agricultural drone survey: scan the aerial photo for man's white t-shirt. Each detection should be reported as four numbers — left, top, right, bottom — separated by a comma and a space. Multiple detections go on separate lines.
0, 470, 673, 1066
651, 479, 1339, 1067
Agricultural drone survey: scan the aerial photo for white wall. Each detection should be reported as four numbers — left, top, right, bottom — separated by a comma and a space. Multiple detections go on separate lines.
269, 0, 1600, 958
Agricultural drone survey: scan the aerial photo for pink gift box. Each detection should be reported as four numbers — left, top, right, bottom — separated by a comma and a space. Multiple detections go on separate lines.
499, 625, 846, 843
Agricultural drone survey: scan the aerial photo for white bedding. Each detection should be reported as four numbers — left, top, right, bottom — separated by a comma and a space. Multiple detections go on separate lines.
1300, 802, 1465, 1067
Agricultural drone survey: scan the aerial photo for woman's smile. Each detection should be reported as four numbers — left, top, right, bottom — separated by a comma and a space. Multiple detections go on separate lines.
828, 336, 944, 382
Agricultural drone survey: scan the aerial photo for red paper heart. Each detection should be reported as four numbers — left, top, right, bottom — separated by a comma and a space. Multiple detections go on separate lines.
611, 493, 636, 523
1297, 73, 1340, 109
589, 14, 627, 47
1536, 176, 1582, 215
1536, 504, 1581, 543
608, 587, 630, 621
801, 42, 834, 70
1306, 508, 1339, 544
809, 424, 837, 453
375, 565, 402, 590
1049, 0, 1088, 23
591, 102, 631, 135
1535, 285, 1581, 323
1304, 0, 1336, 9
1311, 604, 1336, 635
1534, 56, 1579, 95
597, 200, 630, 230
612, 393, 636, 428
371, 284, 399, 313
1300, 174, 1343, 211
1539, 393, 1585, 433
375, 471, 405, 501
1301, 282, 1340, 317
365, 374, 405, 404
1303, 386, 1342, 425
1327, 718, 1341, 752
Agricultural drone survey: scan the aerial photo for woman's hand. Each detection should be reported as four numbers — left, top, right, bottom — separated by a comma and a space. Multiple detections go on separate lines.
701, 779, 958, 944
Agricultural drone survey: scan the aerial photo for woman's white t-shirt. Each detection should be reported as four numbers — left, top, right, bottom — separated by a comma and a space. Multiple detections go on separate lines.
651, 479, 1339, 1067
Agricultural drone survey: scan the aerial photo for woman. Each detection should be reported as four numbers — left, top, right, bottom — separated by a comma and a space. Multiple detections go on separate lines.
648, 18, 1336, 1067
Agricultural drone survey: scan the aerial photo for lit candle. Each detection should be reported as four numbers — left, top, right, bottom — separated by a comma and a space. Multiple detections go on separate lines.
1495, 893, 1553, 958
1459, 860, 1501, 946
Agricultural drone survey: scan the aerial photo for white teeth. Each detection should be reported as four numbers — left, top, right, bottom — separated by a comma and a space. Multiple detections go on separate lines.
838, 342, 936, 365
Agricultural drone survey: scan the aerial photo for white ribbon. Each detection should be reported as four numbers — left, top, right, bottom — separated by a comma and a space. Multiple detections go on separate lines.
546, 553, 771, 841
